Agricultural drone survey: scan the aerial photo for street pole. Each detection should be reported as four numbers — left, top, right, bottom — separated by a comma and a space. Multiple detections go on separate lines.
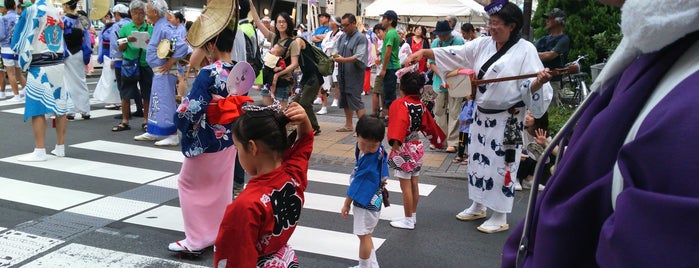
297, 0, 304, 27
522, 0, 533, 41
357, 0, 361, 16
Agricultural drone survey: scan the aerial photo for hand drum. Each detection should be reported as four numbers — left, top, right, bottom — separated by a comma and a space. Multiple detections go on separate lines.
445, 69, 476, 98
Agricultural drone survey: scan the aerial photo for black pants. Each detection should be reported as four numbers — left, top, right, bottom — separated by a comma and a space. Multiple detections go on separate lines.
516, 156, 552, 185
457, 132, 468, 158
115, 67, 143, 112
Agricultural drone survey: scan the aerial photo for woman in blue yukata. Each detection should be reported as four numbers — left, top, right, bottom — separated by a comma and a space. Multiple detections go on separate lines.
12, 0, 73, 161
169, 0, 253, 254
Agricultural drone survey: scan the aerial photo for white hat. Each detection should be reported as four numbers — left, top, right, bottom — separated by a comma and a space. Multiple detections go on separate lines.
112, 4, 129, 14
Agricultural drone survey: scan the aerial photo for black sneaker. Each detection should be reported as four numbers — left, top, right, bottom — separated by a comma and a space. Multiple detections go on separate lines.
66, 114, 75, 120
132, 110, 144, 117
313, 129, 321, 136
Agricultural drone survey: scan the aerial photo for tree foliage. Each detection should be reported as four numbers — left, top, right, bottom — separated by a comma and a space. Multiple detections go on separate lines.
532, 0, 622, 68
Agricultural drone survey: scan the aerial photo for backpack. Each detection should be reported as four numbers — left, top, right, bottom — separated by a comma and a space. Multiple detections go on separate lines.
241, 24, 263, 76
298, 38, 334, 76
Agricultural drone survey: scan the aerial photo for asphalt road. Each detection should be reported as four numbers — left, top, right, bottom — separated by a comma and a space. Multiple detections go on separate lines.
0, 77, 534, 267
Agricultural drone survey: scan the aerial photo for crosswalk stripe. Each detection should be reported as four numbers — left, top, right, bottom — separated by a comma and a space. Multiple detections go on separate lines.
0, 99, 24, 107
22, 243, 209, 268
304, 192, 403, 220
0, 155, 172, 184
71, 141, 438, 196
0, 177, 102, 210
122, 205, 184, 232
290, 226, 385, 260
66, 196, 159, 221
123, 205, 385, 261
1, 137, 439, 263
0, 168, 386, 261
0, 229, 64, 267
147, 174, 179, 189
308, 169, 437, 196
72, 140, 185, 162
1, 107, 121, 119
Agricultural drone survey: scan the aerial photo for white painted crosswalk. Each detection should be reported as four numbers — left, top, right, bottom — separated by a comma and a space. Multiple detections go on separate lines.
23, 243, 209, 268
0, 139, 439, 266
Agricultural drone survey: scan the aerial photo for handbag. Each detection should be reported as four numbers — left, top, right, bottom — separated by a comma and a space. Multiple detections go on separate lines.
381, 182, 390, 208
379, 150, 390, 207
121, 25, 148, 82
122, 48, 142, 82
121, 57, 140, 81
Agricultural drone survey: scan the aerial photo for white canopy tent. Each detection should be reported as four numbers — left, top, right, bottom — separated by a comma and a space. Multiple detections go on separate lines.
364, 0, 488, 27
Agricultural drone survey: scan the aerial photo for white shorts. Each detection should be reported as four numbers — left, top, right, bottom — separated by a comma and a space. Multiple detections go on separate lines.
353, 205, 380, 235
1, 47, 18, 67
394, 169, 420, 179
321, 62, 339, 90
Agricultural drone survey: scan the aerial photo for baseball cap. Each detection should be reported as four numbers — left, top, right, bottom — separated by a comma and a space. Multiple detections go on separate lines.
379, 10, 399, 21
544, 8, 566, 19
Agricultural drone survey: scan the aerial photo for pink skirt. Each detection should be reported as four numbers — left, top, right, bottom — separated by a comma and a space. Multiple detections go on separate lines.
388, 140, 424, 174
178, 146, 237, 250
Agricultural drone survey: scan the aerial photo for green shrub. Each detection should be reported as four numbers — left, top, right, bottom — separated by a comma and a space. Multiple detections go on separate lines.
547, 106, 574, 136
532, 0, 622, 71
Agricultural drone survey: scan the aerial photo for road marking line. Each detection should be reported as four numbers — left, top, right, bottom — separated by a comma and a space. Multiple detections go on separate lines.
291, 225, 384, 260
124, 205, 385, 261
121, 205, 184, 233
21, 243, 208, 268
304, 192, 404, 220
1, 107, 121, 119
66, 196, 158, 221
147, 174, 179, 189
308, 169, 437, 196
0, 177, 102, 210
72, 140, 185, 163
0, 155, 172, 184
69, 141, 437, 196
0, 230, 64, 267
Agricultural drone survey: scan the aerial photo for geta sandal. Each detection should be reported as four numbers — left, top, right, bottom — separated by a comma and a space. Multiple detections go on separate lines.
111, 123, 131, 132
476, 223, 509, 234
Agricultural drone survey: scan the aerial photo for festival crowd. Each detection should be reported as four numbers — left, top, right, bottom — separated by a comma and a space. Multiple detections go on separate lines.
3, 0, 698, 267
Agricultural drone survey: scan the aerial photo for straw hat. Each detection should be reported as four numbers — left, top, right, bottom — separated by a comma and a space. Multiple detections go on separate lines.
186, 0, 237, 48
89, 0, 111, 20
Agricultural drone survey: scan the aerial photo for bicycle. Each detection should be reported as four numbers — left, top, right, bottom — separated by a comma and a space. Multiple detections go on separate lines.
559, 55, 589, 108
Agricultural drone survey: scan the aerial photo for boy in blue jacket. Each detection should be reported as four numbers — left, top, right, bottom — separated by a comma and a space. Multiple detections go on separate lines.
341, 115, 389, 268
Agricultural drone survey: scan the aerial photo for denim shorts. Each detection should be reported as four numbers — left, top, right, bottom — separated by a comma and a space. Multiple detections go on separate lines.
261, 86, 291, 102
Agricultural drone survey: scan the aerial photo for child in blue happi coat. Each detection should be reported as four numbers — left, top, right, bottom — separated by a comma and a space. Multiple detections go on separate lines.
341, 115, 389, 268
453, 97, 476, 165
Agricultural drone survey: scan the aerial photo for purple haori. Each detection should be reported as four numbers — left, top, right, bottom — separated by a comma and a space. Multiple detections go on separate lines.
503, 32, 699, 267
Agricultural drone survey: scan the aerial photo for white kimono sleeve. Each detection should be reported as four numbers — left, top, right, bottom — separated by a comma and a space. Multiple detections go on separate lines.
518, 44, 552, 118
